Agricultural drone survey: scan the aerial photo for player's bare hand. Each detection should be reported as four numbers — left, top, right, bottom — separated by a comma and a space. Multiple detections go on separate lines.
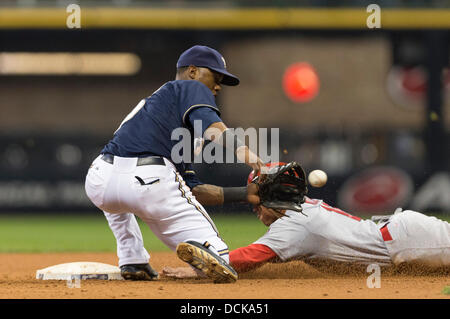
236, 146, 264, 173
246, 183, 260, 205
160, 266, 199, 279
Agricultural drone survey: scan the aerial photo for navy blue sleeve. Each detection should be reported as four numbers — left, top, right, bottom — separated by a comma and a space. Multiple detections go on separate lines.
187, 107, 222, 138
176, 81, 221, 134
182, 163, 204, 190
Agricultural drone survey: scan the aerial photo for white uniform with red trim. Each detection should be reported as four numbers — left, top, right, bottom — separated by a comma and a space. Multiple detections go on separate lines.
381, 210, 450, 266
254, 198, 450, 267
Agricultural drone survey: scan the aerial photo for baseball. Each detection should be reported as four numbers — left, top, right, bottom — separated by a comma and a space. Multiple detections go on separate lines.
308, 170, 327, 187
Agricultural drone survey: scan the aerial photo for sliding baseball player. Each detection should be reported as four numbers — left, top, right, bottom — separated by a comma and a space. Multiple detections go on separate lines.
162, 163, 450, 278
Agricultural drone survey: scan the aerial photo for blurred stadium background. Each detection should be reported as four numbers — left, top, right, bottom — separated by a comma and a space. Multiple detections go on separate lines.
0, 0, 449, 220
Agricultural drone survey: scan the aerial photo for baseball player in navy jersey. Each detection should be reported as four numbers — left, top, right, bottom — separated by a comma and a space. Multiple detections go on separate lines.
85, 45, 264, 283
162, 163, 450, 279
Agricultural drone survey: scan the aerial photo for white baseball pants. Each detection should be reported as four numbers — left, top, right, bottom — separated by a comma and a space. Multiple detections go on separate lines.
382, 210, 450, 267
85, 155, 229, 267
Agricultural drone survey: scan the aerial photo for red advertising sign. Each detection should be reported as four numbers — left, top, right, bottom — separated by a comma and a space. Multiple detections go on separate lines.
338, 166, 414, 214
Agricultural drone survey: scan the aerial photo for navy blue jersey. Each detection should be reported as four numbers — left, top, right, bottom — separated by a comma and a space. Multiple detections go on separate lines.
102, 80, 222, 189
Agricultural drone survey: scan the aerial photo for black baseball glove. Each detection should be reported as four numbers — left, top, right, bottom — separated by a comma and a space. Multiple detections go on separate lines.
253, 162, 308, 214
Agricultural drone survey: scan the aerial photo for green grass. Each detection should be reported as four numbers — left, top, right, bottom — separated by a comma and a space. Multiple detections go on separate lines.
0, 213, 448, 253
0, 213, 268, 253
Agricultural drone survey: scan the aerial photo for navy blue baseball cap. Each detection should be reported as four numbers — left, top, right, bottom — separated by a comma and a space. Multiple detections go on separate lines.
176, 45, 240, 86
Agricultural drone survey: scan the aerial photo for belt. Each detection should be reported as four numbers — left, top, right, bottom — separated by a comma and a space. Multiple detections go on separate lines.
380, 223, 393, 241
101, 154, 165, 166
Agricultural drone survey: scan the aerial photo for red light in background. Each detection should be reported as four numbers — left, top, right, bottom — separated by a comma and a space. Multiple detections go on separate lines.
282, 62, 320, 103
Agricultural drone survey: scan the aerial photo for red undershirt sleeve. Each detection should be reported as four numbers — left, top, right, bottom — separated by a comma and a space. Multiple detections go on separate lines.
229, 243, 278, 273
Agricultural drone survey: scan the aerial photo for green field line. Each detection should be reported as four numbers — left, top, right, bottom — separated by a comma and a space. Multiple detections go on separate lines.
0, 213, 448, 253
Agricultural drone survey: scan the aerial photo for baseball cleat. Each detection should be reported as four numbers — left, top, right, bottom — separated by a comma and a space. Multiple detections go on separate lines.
176, 241, 238, 284
120, 263, 159, 281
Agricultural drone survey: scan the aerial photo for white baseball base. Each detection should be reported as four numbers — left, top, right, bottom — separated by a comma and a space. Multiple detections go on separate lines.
36, 262, 124, 280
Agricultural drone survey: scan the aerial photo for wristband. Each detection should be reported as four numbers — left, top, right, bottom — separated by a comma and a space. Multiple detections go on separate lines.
222, 186, 248, 203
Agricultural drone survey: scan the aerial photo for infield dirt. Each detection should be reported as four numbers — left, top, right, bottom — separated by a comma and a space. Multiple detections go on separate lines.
0, 252, 448, 299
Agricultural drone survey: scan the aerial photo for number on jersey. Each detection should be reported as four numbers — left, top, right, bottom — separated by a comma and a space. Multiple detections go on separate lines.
113, 85, 165, 134
305, 198, 361, 221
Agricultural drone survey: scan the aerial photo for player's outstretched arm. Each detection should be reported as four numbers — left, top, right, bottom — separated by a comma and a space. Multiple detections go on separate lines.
191, 184, 223, 206
204, 122, 265, 174
229, 244, 278, 273
191, 183, 260, 206
161, 266, 199, 279
192, 121, 262, 206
